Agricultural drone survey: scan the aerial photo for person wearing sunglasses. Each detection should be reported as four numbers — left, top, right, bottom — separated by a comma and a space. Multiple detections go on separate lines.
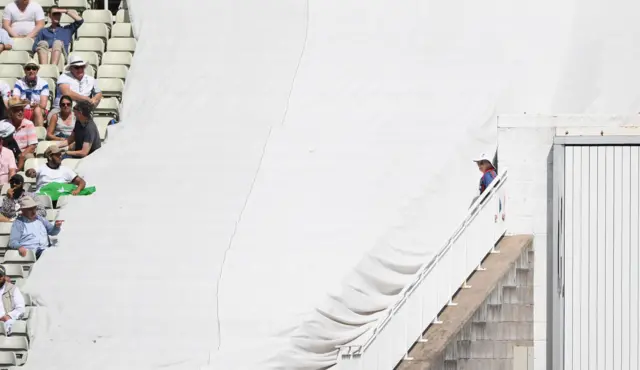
46, 95, 74, 141
0, 97, 36, 171
55, 100, 101, 158
0, 174, 45, 222
32, 8, 83, 66
49, 56, 102, 123
12, 61, 49, 127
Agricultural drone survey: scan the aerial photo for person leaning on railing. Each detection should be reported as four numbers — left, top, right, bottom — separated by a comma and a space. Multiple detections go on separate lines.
473, 153, 497, 194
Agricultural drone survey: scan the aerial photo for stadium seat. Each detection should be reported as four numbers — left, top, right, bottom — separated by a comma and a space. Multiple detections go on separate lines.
61, 158, 80, 169
0, 337, 28, 365
45, 209, 58, 222
0, 78, 16, 89
34, 194, 53, 209
97, 65, 127, 81
77, 23, 109, 42
68, 51, 99, 70
0, 320, 27, 339
0, 351, 16, 368
0, 51, 30, 65
84, 64, 96, 77
0, 236, 8, 248
115, 9, 129, 23
71, 38, 105, 55
97, 78, 124, 99
0, 65, 23, 79
36, 65, 60, 80
82, 9, 113, 28
57, 0, 89, 11
106, 38, 136, 53
0, 0, 13, 8
42, 77, 55, 94
35, 141, 56, 157
24, 158, 46, 172
101, 51, 132, 67
3, 265, 23, 279
35, 127, 46, 141
111, 23, 132, 38
94, 97, 119, 118
2, 250, 36, 266
10, 38, 33, 52
0, 184, 7, 196
0, 224, 11, 236
36, 0, 55, 8
95, 116, 108, 140
22, 294, 31, 307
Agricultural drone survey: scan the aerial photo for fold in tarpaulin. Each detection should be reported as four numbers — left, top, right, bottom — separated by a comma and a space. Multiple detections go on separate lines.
37, 182, 96, 201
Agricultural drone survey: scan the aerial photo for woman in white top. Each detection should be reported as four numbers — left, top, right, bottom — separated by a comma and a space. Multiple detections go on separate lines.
46, 95, 75, 141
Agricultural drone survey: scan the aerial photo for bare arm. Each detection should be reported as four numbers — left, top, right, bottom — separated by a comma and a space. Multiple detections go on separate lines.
70, 175, 86, 195
8, 168, 15, 179
2, 20, 17, 38
59, 84, 91, 103
90, 92, 103, 106
66, 9, 82, 22
22, 144, 36, 154
38, 94, 47, 110
26, 19, 43, 39
46, 114, 64, 141
57, 130, 75, 148
66, 141, 91, 158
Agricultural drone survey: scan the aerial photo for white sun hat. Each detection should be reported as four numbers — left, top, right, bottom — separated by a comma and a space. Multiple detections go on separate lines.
64, 55, 87, 71
473, 152, 494, 167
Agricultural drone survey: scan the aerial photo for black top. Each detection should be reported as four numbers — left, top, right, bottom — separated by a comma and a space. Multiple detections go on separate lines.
73, 118, 102, 155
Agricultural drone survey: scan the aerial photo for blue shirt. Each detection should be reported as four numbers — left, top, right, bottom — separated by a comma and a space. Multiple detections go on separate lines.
8, 215, 60, 251
479, 169, 497, 193
0, 29, 13, 47
31, 20, 84, 54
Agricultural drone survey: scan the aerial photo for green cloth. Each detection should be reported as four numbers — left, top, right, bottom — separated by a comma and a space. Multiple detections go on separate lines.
37, 182, 96, 201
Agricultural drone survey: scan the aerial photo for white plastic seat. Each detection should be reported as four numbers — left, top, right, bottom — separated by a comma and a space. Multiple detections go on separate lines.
68, 51, 99, 70
2, 265, 23, 279
97, 78, 124, 99
101, 51, 132, 67
15, 172, 34, 186
34, 194, 53, 209
36, 0, 55, 7
0, 351, 16, 367
95, 116, 108, 140
35, 126, 46, 141
0, 224, 10, 236
106, 38, 136, 53
0, 65, 23, 79
45, 209, 58, 221
36, 65, 60, 80
77, 23, 109, 42
71, 38, 105, 55
2, 250, 36, 265
111, 23, 132, 38
22, 294, 31, 307
94, 97, 119, 118
97, 65, 127, 80
35, 141, 57, 157
57, 0, 89, 10
0, 320, 27, 338
0, 0, 13, 8
82, 9, 113, 28
10, 38, 33, 52
0, 236, 8, 248
84, 64, 96, 78
0, 337, 28, 365
61, 158, 80, 169
0, 77, 16, 89
115, 9, 129, 23
24, 157, 45, 172
0, 51, 30, 65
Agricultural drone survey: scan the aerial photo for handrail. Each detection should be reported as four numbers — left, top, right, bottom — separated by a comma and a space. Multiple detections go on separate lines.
337, 168, 508, 357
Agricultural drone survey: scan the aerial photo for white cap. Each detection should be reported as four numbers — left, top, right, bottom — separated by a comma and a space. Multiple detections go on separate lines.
473, 153, 494, 167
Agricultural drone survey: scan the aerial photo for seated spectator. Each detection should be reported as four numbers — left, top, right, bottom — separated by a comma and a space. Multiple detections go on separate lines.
46, 95, 74, 141
0, 134, 17, 186
474, 153, 497, 194
33, 8, 83, 66
0, 174, 45, 222
2, 0, 44, 39
0, 98, 36, 170
56, 101, 101, 158
0, 265, 25, 335
13, 61, 49, 127
26, 145, 86, 192
0, 27, 13, 55
8, 196, 61, 259
50, 56, 102, 122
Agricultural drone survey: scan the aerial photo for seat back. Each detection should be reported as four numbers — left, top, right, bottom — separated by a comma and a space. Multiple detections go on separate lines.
101, 51, 132, 67
106, 38, 136, 53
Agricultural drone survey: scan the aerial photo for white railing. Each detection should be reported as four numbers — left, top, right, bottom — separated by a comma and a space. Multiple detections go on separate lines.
336, 169, 508, 370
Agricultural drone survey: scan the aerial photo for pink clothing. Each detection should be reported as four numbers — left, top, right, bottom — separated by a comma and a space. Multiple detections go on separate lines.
13, 119, 37, 151
0, 147, 17, 184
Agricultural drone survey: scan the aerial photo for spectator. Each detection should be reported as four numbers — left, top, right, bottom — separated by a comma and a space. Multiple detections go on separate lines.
0, 27, 13, 55
8, 196, 61, 259
0, 133, 17, 186
26, 145, 86, 192
1, 97, 36, 170
0, 265, 25, 335
0, 174, 45, 222
13, 61, 49, 127
2, 0, 44, 38
33, 8, 83, 66
473, 153, 497, 194
46, 95, 74, 141
50, 56, 102, 122
57, 100, 101, 158
0, 80, 11, 109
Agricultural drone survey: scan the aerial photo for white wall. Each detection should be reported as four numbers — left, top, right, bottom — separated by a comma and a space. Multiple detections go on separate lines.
497, 114, 640, 370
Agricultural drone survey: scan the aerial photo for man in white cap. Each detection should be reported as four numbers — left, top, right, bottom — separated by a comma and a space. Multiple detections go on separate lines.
50, 55, 102, 122
473, 153, 497, 195
0, 265, 25, 335
8, 196, 62, 260
12, 60, 49, 127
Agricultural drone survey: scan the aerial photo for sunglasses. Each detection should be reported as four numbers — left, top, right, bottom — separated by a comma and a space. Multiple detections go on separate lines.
60, 102, 72, 107
24, 66, 38, 71
70, 65, 85, 70
10, 107, 23, 112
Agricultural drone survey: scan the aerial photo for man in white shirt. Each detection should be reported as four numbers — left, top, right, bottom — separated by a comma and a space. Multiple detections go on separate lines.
26, 145, 86, 192
13, 60, 49, 127
2, 0, 45, 38
50, 56, 102, 122
0, 265, 25, 335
